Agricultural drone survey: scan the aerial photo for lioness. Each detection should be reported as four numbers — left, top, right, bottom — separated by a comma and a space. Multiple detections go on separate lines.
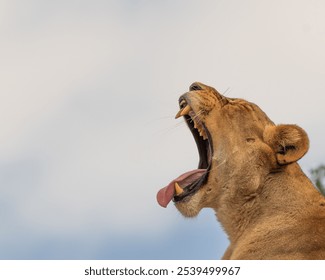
157, 82, 325, 259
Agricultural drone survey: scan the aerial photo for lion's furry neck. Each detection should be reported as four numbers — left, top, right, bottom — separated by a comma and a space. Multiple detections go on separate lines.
214, 163, 325, 259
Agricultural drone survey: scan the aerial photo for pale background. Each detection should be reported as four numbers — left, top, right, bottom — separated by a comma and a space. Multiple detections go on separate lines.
0, 0, 324, 259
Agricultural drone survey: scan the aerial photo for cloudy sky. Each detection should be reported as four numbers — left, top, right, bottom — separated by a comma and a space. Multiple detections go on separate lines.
0, 0, 325, 259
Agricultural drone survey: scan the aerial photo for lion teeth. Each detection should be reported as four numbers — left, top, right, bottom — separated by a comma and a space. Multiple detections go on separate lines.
175, 105, 191, 119
175, 104, 208, 140
174, 182, 184, 195
180, 100, 187, 107
197, 124, 207, 140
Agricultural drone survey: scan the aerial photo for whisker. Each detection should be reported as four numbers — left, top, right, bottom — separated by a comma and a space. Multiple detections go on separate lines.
215, 87, 232, 106
204, 160, 227, 177
222, 87, 231, 97
149, 115, 177, 122
190, 109, 204, 123
154, 120, 186, 137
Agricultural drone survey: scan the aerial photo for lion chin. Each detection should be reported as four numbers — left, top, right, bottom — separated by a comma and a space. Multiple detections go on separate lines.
157, 82, 325, 260
174, 189, 205, 218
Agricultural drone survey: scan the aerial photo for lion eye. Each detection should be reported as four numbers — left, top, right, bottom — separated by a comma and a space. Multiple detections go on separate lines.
189, 83, 202, 91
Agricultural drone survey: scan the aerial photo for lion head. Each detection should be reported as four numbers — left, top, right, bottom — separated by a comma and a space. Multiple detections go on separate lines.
157, 82, 325, 259
157, 82, 309, 218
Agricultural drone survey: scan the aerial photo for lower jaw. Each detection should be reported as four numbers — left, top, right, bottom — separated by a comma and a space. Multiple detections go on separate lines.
173, 164, 211, 203
174, 188, 205, 218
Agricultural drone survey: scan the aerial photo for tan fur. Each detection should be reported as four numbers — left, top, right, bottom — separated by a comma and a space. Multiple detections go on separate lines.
175, 82, 325, 260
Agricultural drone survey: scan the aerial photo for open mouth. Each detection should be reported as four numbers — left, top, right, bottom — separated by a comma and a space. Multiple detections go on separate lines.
156, 98, 213, 208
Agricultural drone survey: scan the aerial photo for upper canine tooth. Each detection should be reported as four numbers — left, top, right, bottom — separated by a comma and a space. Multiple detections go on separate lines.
175, 105, 191, 119
174, 182, 184, 195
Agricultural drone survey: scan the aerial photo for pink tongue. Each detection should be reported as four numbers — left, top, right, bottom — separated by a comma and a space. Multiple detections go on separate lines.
156, 169, 206, 208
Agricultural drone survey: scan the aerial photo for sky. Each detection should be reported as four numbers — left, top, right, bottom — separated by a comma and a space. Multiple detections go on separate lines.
0, 0, 325, 259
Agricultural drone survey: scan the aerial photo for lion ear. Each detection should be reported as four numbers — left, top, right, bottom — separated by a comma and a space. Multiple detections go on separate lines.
263, 124, 309, 165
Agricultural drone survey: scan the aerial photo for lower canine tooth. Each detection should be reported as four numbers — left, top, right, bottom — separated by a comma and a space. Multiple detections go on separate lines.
174, 182, 184, 195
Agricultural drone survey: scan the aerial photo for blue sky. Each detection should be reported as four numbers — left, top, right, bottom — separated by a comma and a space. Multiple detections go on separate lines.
0, 0, 325, 259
